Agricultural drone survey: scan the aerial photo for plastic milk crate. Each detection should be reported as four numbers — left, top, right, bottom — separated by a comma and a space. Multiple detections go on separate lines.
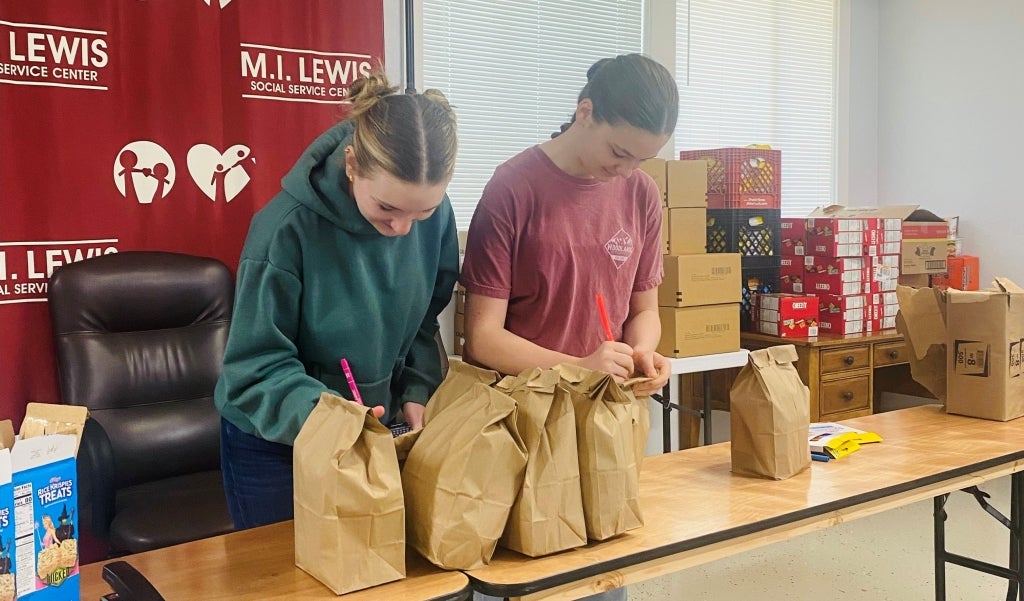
679, 147, 782, 209
706, 209, 782, 257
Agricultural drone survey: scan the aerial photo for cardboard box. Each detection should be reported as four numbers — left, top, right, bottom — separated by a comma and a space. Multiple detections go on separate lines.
667, 207, 707, 255
0, 449, 13, 599
818, 313, 864, 334
803, 256, 865, 276
781, 238, 806, 256
818, 293, 869, 313
901, 239, 949, 274
805, 217, 865, 234
897, 278, 1024, 421
932, 255, 980, 291
780, 218, 806, 239
657, 304, 740, 358
13, 435, 79, 600
756, 294, 819, 338
639, 158, 667, 205
898, 273, 931, 288
665, 160, 708, 208
808, 204, 947, 239
661, 207, 669, 254
659, 253, 741, 308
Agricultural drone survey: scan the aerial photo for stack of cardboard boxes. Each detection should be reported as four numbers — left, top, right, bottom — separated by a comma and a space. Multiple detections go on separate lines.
641, 158, 742, 358
778, 205, 950, 335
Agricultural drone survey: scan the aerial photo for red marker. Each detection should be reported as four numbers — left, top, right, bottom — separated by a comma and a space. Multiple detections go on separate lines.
595, 293, 614, 342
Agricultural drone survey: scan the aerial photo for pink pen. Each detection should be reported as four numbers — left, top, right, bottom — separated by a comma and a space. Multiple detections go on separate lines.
339, 358, 364, 405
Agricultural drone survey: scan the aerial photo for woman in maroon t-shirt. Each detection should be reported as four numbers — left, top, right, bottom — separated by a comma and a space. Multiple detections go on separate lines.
461, 54, 679, 402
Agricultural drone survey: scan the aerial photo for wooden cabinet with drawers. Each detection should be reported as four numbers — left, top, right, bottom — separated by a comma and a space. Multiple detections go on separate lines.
678, 331, 935, 448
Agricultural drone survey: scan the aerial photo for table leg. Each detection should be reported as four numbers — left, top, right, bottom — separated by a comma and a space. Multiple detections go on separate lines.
934, 494, 948, 601
702, 372, 712, 446
661, 381, 671, 454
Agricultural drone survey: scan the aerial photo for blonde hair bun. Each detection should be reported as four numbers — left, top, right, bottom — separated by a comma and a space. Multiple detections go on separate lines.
422, 88, 456, 121
348, 73, 397, 117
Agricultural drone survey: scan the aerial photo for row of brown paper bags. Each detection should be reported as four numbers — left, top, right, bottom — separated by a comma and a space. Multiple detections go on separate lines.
293, 360, 651, 594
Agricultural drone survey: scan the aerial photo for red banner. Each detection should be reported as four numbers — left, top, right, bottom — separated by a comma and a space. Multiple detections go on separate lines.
0, 1, 385, 425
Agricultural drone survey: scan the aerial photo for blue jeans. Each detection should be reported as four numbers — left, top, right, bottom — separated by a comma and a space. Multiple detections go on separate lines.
220, 418, 295, 530
474, 589, 625, 601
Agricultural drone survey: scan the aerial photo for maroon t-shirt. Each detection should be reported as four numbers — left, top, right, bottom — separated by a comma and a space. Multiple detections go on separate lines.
460, 146, 663, 362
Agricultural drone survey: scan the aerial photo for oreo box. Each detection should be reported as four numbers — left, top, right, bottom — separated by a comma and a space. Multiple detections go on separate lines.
13, 435, 79, 601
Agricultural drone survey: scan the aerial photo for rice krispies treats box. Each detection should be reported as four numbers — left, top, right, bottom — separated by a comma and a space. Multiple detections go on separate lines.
0, 449, 16, 601
12, 434, 78, 601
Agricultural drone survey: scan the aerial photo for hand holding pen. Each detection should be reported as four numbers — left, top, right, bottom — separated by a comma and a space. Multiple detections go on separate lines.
340, 359, 385, 419
575, 293, 635, 380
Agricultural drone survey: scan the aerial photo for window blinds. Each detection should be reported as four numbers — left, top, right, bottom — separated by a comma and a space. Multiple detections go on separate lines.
675, 0, 836, 216
421, 0, 644, 227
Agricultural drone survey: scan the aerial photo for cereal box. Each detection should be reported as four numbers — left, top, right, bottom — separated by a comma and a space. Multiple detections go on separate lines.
13, 435, 78, 601
0, 449, 15, 601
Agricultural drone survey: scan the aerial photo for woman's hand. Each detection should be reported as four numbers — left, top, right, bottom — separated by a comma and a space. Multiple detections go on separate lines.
403, 402, 425, 430
577, 341, 635, 381
631, 350, 671, 396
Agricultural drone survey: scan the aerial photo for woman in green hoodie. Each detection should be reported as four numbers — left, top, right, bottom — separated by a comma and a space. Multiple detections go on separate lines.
215, 73, 460, 530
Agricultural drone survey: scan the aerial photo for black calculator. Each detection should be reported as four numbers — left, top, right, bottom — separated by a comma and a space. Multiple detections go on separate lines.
388, 422, 412, 437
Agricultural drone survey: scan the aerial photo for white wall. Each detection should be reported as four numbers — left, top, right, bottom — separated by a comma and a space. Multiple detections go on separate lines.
838, 0, 879, 207
876, 0, 1024, 285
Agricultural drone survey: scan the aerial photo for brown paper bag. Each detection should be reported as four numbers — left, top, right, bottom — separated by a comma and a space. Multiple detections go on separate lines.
555, 364, 642, 541
404, 380, 527, 569
729, 345, 810, 480
393, 429, 422, 465
422, 359, 502, 424
623, 377, 652, 477
496, 369, 586, 557
293, 392, 405, 594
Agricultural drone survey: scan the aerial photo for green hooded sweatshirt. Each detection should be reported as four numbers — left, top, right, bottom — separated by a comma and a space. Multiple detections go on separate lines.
215, 120, 459, 445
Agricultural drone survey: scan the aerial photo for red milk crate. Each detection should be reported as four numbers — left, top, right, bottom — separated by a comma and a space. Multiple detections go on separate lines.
679, 147, 781, 209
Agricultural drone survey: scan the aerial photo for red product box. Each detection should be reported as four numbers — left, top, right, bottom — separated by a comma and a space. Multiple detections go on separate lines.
805, 217, 865, 235
817, 312, 864, 334
780, 257, 805, 292
863, 228, 903, 245
873, 254, 900, 267
817, 293, 870, 314
805, 272, 867, 295
863, 217, 904, 231
870, 291, 898, 306
805, 234, 864, 258
903, 221, 949, 239
932, 255, 980, 291
803, 256, 866, 278
781, 237, 806, 256
781, 218, 807, 239
756, 293, 819, 338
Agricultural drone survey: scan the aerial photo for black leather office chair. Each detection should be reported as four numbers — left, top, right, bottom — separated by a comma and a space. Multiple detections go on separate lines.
48, 251, 235, 559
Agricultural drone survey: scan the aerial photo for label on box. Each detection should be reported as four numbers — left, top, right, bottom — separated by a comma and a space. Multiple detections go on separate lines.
954, 340, 989, 376
781, 238, 805, 256
12, 436, 78, 601
818, 294, 869, 312
806, 273, 865, 295
803, 255, 865, 275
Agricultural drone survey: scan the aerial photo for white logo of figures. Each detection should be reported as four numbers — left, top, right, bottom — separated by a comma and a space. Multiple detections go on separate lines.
113, 141, 176, 204
187, 144, 256, 203
202, 0, 233, 8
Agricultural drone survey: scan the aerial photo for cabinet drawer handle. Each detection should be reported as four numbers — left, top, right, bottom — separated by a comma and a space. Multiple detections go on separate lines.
842, 391, 855, 402
843, 355, 855, 365
889, 350, 900, 360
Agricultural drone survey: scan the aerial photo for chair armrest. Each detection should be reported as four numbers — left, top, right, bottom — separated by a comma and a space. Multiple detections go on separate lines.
78, 417, 117, 544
